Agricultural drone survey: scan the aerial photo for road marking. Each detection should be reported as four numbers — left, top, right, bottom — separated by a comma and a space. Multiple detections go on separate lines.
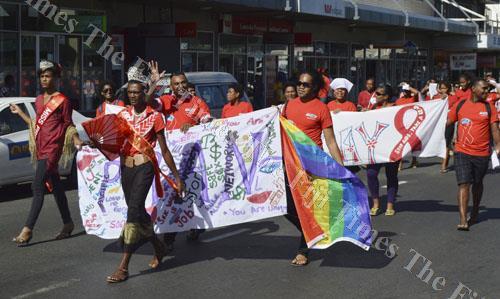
201, 228, 250, 243
12, 278, 80, 299
382, 180, 408, 188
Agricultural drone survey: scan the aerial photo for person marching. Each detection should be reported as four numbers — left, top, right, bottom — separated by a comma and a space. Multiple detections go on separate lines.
281, 70, 343, 266
358, 78, 376, 110
367, 84, 399, 217
447, 79, 500, 231
95, 81, 125, 118
433, 81, 460, 173
147, 61, 212, 250
221, 83, 253, 118
328, 78, 357, 113
395, 82, 420, 170
455, 73, 473, 102
10, 60, 86, 245
106, 77, 185, 283
283, 82, 298, 104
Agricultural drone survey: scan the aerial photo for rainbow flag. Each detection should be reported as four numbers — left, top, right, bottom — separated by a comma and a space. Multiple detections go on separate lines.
280, 116, 372, 250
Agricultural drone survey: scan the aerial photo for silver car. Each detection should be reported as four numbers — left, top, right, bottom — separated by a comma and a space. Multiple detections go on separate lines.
0, 97, 88, 187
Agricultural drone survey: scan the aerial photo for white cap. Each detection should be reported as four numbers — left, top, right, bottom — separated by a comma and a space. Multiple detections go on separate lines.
330, 78, 354, 93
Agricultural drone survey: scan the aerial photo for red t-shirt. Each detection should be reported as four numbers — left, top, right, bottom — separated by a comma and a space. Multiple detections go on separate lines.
221, 101, 253, 118
327, 100, 357, 112
455, 88, 472, 101
283, 97, 333, 147
35, 93, 73, 174
486, 92, 499, 104
158, 94, 211, 130
395, 96, 416, 106
318, 75, 331, 99
118, 106, 165, 157
358, 90, 375, 109
448, 99, 499, 157
432, 94, 460, 110
96, 100, 125, 118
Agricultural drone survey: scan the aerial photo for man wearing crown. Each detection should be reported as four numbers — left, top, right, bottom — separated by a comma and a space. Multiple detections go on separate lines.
10, 60, 86, 246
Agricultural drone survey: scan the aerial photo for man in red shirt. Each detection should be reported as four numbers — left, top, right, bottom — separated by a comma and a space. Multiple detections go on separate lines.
282, 70, 343, 266
221, 83, 253, 118
327, 78, 357, 113
357, 78, 376, 110
317, 68, 331, 103
147, 64, 212, 249
447, 79, 500, 231
455, 73, 473, 101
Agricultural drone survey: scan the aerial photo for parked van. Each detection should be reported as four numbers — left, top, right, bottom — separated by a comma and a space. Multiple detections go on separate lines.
118, 71, 249, 118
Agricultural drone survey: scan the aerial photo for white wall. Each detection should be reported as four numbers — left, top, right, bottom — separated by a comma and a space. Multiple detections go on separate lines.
356, 0, 433, 16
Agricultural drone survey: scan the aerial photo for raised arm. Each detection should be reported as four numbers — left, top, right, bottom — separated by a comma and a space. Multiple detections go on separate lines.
9, 104, 32, 125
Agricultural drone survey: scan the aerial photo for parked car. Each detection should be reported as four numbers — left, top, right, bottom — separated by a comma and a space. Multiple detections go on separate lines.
117, 72, 249, 118
0, 97, 89, 187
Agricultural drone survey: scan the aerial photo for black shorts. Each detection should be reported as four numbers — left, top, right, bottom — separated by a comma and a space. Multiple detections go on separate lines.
454, 152, 490, 185
444, 125, 455, 148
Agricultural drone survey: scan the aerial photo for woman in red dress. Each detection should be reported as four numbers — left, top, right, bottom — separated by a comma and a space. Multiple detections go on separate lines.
10, 60, 86, 245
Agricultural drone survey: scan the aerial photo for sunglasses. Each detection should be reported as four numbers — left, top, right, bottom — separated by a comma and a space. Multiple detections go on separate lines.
297, 81, 312, 88
102, 88, 113, 93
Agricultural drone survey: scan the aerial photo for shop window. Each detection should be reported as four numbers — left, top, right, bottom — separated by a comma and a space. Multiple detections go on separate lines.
314, 41, 329, 56
83, 41, 105, 111
0, 32, 19, 97
220, 34, 246, 54
181, 53, 197, 72
181, 32, 213, 51
0, 3, 18, 30
330, 43, 348, 57
198, 53, 213, 71
59, 36, 82, 110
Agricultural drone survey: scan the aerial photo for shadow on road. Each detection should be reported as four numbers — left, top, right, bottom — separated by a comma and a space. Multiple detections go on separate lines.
20, 231, 87, 247
102, 221, 397, 280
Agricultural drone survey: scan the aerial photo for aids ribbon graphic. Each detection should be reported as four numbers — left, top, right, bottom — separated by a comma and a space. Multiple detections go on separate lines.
389, 105, 426, 161
356, 121, 389, 164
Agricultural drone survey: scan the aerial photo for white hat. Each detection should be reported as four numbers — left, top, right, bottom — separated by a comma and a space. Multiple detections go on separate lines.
330, 78, 354, 93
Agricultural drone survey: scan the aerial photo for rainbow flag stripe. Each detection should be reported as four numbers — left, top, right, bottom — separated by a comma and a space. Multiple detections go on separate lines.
280, 116, 372, 250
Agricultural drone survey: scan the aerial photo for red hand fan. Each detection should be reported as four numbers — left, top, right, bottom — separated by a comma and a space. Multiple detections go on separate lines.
82, 114, 132, 161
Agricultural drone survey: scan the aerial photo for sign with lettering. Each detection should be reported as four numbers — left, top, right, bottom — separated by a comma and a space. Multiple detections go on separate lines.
300, 0, 346, 19
450, 53, 477, 70
77, 108, 286, 239
325, 100, 448, 165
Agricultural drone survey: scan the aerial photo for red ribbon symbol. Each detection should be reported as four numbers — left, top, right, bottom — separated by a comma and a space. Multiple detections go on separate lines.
390, 105, 426, 161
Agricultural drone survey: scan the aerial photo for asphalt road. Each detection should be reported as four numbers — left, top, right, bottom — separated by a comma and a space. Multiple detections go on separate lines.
1, 158, 499, 299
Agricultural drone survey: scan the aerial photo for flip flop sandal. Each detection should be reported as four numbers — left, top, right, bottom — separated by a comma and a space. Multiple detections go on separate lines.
370, 207, 380, 216
12, 230, 32, 247
457, 224, 469, 231
291, 254, 309, 267
385, 209, 396, 216
106, 269, 129, 283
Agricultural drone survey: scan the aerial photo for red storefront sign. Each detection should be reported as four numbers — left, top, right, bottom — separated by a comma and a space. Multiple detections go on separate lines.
175, 22, 197, 37
232, 16, 267, 34
225, 16, 293, 34
477, 55, 496, 68
268, 20, 293, 33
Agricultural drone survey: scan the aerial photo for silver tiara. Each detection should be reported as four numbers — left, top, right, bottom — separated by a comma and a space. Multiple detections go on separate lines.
127, 66, 148, 84
40, 60, 55, 71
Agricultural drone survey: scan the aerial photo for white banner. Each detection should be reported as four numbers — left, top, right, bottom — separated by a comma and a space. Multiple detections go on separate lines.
77, 108, 286, 239
328, 100, 448, 166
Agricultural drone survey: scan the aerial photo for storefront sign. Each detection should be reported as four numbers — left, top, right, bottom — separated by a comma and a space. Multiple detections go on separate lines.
268, 20, 293, 33
477, 55, 496, 68
477, 33, 500, 50
294, 32, 312, 45
233, 16, 267, 34
450, 53, 477, 70
300, 0, 346, 19
175, 22, 197, 37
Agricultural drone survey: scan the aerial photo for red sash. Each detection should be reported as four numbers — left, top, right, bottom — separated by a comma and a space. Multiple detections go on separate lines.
126, 130, 178, 198
34, 94, 66, 141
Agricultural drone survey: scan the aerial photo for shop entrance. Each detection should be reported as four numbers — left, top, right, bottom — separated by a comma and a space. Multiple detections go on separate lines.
20, 34, 56, 97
